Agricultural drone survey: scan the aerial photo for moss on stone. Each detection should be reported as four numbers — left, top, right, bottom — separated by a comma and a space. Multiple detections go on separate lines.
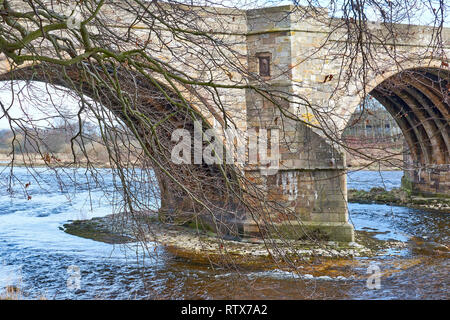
348, 186, 450, 213
401, 175, 413, 195
61, 217, 136, 244
182, 219, 216, 234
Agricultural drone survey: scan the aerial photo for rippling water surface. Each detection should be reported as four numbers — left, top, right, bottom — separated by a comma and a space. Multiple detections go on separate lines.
0, 167, 448, 299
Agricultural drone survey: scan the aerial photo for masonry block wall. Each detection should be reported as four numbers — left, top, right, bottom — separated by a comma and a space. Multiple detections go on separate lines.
404, 152, 450, 197
2, 2, 449, 243
243, 6, 354, 242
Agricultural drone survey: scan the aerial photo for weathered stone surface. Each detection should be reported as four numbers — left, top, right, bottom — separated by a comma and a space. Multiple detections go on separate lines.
1, 3, 449, 242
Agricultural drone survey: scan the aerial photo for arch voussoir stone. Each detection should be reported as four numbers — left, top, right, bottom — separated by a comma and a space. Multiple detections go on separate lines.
0, 63, 246, 237
369, 68, 450, 196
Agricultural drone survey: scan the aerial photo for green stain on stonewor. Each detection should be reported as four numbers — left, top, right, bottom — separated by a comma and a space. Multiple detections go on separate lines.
401, 175, 413, 195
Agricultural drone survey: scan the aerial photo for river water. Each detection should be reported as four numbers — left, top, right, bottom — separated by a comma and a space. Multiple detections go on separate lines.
0, 167, 448, 299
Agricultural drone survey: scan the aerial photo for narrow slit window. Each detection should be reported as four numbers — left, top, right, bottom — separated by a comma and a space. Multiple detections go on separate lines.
258, 55, 271, 77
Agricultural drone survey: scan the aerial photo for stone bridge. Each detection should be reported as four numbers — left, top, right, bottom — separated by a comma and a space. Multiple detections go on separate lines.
0, 2, 449, 242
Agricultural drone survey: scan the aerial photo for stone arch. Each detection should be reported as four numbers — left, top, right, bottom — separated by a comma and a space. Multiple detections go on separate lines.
369, 67, 449, 166
0, 63, 246, 235
344, 65, 450, 195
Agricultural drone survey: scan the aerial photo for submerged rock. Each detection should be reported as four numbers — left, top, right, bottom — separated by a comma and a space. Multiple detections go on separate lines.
61, 216, 136, 244
409, 237, 449, 255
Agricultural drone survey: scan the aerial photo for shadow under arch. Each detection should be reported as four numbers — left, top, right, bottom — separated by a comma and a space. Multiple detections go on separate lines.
356, 67, 450, 196
0, 62, 247, 236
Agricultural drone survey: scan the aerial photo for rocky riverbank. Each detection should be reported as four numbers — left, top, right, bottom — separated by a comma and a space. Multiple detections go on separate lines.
60, 211, 413, 267
348, 187, 450, 213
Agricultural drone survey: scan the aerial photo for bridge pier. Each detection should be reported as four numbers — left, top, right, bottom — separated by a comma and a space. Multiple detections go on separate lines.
403, 164, 450, 198
401, 133, 450, 197
243, 85, 354, 242
243, 168, 354, 242
2, 3, 448, 245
